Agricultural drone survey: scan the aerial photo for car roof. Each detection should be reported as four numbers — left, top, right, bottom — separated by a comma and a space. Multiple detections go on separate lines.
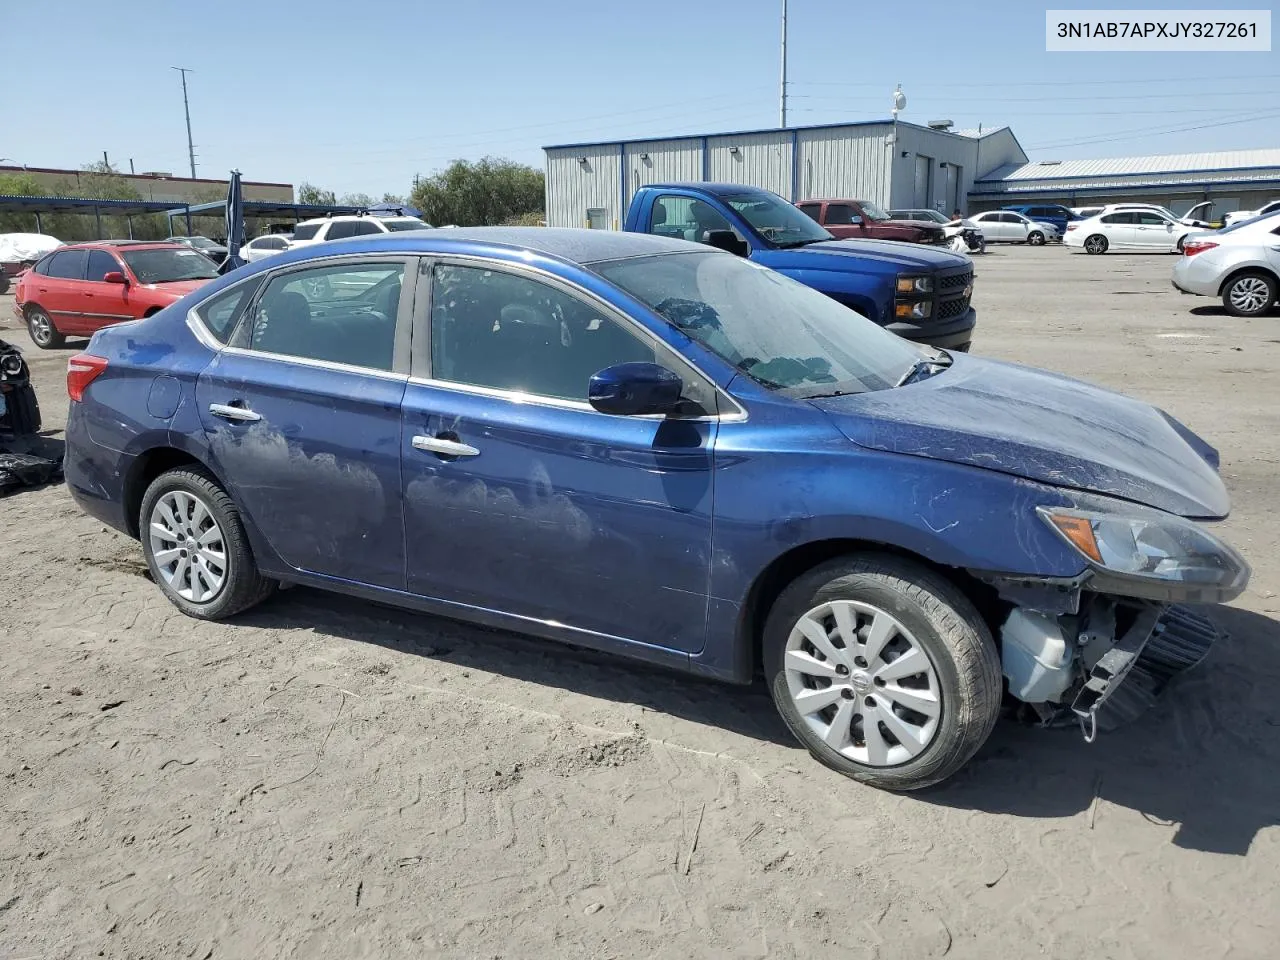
61, 240, 187, 251
263, 227, 697, 266
646, 182, 779, 198
295, 213, 425, 226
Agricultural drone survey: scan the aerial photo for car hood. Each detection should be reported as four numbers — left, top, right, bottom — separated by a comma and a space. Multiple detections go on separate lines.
762, 238, 970, 271
143, 279, 214, 298
809, 354, 1229, 518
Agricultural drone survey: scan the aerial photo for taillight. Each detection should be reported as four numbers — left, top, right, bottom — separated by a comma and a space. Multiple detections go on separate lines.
1065, 223, 1078, 231
67, 354, 108, 401
1182, 240, 1219, 257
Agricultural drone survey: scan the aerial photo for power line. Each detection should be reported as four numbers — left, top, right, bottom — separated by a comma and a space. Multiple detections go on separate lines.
789, 73, 1280, 89
1026, 110, 1280, 150
790, 89, 1277, 104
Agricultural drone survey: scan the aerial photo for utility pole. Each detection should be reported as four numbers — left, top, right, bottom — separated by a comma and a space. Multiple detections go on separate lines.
779, 0, 788, 128
172, 66, 197, 179
129, 158, 135, 174
103, 150, 110, 170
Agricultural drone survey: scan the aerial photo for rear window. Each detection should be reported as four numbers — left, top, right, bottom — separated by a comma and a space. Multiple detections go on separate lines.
292, 223, 322, 241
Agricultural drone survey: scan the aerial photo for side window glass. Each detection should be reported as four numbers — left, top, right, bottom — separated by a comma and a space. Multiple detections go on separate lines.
353, 221, 383, 236
86, 250, 121, 281
1137, 212, 1168, 225
250, 263, 404, 371
648, 195, 692, 239
825, 204, 857, 224
431, 264, 663, 403
196, 281, 258, 344
46, 250, 87, 279
797, 204, 821, 222
325, 221, 355, 240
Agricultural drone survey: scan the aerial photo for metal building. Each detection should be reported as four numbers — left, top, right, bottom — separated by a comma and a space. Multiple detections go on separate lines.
970, 149, 1280, 218
543, 120, 1027, 229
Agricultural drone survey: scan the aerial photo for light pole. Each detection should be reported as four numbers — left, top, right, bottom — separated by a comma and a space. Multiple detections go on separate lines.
172, 66, 197, 179
779, 0, 788, 128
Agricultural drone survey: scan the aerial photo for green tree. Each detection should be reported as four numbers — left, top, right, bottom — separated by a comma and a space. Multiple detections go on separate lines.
0, 173, 47, 233
409, 157, 544, 226
298, 182, 336, 206
380, 192, 406, 205
338, 192, 374, 207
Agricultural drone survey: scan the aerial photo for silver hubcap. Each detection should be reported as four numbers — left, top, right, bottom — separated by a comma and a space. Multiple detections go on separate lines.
30, 313, 51, 342
1229, 277, 1271, 313
148, 490, 227, 603
785, 600, 942, 767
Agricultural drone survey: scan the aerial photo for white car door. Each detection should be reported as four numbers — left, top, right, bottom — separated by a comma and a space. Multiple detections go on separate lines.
1097, 212, 1136, 248
1132, 211, 1177, 250
1004, 213, 1031, 242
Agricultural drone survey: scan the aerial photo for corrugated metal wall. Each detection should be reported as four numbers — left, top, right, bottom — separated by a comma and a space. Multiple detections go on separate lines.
794, 124, 894, 204
890, 126, 981, 213
707, 132, 792, 197
545, 145, 623, 228
624, 138, 702, 208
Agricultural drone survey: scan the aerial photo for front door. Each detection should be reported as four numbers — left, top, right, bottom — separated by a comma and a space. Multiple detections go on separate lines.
195, 256, 414, 588
1133, 211, 1176, 249
400, 260, 717, 654
81, 249, 133, 333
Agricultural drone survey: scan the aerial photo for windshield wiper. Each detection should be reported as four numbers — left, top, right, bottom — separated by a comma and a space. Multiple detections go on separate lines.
776, 238, 827, 249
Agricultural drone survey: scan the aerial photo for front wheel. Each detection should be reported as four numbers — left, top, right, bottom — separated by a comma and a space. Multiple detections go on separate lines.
26, 306, 65, 349
764, 554, 1002, 791
1222, 271, 1278, 317
1027, 231, 1045, 246
1084, 234, 1109, 255
139, 467, 275, 620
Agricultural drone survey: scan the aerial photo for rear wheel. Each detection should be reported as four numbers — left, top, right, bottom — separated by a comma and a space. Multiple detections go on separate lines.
25, 307, 65, 349
139, 467, 275, 620
1027, 231, 1045, 246
764, 554, 1002, 791
1222, 271, 1278, 317
1084, 234, 1108, 255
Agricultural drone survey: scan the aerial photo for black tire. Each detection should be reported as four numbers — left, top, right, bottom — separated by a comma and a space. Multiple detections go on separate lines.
3, 384, 42, 435
1084, 234, 1108, 255
139, 466, 276, 620
763, 554, 1002, 791
1221, 271, 1278, 318
25, 306, 65, 349
0, 274, 9, 295
1176, 235, 1186, 254
1027, 231, 1045, 246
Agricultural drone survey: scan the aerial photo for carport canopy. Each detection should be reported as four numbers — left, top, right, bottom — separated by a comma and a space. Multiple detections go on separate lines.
0, 194, 183, 239
166, 200, 365, 236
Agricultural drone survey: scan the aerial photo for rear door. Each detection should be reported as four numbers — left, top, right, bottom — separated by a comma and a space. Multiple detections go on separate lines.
398, 259, 718, 654
81, 249, 134, 332
36, 249, 89, 330
194, 255, 415, 588
1100, 212, 1137, 247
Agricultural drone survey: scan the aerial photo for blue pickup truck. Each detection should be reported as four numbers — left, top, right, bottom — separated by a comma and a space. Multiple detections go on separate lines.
623, 183, 976, 350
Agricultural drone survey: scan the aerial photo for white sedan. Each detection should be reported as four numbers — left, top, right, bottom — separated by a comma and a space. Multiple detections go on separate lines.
1225, 199, 1280, 227
1065, 209, 1197, 254
966, 211, 1059, 245
241, 234, 293, 262
1172, 211, 1280, 316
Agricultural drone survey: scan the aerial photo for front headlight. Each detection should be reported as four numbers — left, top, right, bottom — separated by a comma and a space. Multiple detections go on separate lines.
1037, 506, 1249, 601
896, 275, 933, 294
895, 300, 932, 319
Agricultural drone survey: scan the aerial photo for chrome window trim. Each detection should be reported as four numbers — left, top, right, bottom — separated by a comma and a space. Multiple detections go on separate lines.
186, 274, 265, 349
417, 252, 747, 422
220, 345, 410, 382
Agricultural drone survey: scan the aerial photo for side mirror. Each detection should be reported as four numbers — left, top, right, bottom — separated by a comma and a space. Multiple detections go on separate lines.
588, 362, 684, 416
103, 271, 128, 285
702, 229, 748, 257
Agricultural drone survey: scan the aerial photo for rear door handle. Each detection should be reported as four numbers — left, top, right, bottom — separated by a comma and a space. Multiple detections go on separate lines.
209, 402, 262, 423
412, 435, 479, 458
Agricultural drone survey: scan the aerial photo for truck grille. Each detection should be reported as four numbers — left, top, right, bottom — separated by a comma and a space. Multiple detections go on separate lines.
938, 297, 970, 320
939, 269, 973, 290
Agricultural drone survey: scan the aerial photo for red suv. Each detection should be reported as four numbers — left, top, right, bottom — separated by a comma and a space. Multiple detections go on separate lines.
14, 241, 219, 349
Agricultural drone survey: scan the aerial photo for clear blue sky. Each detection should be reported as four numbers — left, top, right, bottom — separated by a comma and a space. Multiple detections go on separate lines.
6, 0, 1278, 195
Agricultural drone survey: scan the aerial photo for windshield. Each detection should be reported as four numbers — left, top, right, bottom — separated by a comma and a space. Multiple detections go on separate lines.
122, 248, 219, 283
724, 193, 831, 248
593, 251, 923, 397
858, 200, 890, 221
186, 237, 219, 249
381, 218, 430, 232
908, 209, 949, 224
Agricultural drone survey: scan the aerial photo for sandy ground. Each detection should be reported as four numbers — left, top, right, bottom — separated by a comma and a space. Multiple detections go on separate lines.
2, 246, 1279, 960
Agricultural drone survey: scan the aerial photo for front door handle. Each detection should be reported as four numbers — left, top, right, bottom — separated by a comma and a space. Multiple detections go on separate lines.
412, 434, 480, 458
209, 402, 262, 423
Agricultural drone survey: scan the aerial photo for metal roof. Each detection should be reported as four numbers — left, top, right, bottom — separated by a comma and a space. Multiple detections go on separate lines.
978, 148, 1280, 185
542, 118, 996, 151
0, 194, 182, 216
951, 127, 1013, 139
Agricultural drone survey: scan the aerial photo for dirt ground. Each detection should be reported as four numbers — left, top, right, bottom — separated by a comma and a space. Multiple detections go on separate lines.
2, 246, 1279, 960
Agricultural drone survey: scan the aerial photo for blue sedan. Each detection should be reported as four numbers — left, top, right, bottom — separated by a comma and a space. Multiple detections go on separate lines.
63, 228, 1249, 790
